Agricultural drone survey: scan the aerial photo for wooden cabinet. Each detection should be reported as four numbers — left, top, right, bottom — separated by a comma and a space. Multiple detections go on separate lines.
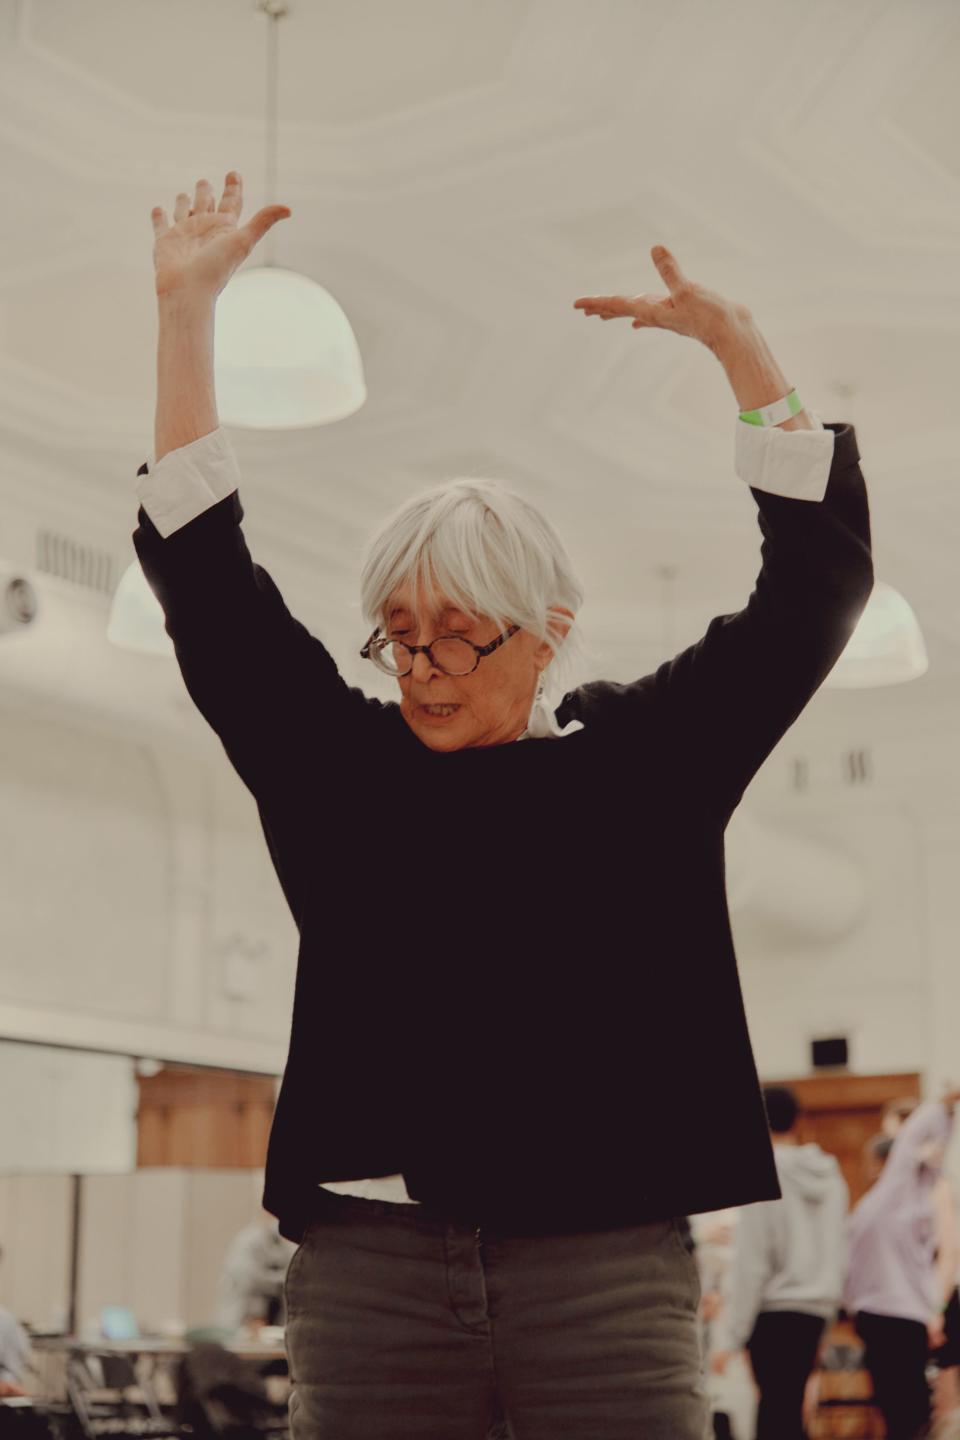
136, 1065, 277, 1168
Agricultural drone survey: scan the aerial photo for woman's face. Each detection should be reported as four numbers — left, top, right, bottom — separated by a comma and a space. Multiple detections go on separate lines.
385, 580, 563, 752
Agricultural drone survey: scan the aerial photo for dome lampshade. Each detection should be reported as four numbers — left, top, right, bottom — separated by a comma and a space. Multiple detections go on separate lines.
214, 266, 367, 430
107, 561, 174, 658
825, 580, 928, 688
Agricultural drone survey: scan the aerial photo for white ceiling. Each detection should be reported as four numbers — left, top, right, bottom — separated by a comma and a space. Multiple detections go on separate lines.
1, 0, 959, 740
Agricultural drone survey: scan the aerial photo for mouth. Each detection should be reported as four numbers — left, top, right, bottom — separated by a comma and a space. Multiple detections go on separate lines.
419, 703, 461, 720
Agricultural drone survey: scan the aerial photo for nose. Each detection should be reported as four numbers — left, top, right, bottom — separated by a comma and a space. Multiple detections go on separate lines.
410, 649, 442, 684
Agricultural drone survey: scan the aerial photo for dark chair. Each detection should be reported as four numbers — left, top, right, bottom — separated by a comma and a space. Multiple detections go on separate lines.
172, 1344, 287, 1440
64, 1352, 182, 1440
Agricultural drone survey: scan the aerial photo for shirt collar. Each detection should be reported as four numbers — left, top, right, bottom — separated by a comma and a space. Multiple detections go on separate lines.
517, 692, 584, 741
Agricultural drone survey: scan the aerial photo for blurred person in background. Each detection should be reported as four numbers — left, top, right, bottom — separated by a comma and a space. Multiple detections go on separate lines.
689, 1209, 748, 1439
883, 1098, 960, 1430
845, 1087, 960, 1440
216, 1211, 297, 1333
0, 1246, 30, 1398
711, 1085, 848, 1440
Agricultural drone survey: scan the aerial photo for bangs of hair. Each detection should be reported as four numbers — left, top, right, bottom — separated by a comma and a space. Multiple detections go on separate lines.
359, 477, 585, 693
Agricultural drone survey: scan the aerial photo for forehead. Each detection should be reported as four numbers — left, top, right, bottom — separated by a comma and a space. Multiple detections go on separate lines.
385, 581, 475, 620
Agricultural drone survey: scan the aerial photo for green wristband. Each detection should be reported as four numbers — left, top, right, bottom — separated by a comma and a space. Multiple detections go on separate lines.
739, 388, 804, 427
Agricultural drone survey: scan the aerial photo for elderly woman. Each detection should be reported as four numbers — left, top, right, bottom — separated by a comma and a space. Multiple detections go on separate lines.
136, 173, 873, 1440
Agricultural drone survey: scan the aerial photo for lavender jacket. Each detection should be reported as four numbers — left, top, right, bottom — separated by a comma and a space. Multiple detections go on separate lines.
844, 1100, 954, 1326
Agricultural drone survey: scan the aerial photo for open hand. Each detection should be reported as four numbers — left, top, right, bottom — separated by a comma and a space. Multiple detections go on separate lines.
574, 246, 749, 355
151, 171, 291, 300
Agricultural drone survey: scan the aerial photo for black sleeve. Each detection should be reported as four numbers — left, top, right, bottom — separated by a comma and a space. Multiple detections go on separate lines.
560, 422, 874, 820
132, 475, 384, 922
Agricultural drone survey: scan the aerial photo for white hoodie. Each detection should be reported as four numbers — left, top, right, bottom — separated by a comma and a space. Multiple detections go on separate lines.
724, 1141, 849, 1351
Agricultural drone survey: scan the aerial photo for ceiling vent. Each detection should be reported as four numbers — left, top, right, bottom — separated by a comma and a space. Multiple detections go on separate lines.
35, 530, 117, 598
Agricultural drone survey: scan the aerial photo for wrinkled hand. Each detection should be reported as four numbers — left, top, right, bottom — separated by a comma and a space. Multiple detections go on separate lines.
152, 171, 291, 300
574, 246, 749, 355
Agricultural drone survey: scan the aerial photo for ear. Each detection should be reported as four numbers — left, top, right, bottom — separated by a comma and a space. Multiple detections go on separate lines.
534, 606, 575, 671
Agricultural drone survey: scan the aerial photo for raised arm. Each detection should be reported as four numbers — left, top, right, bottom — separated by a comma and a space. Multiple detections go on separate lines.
574, 252, 873, 818
879, 1094, 958, 1193
135, 173, 382, 924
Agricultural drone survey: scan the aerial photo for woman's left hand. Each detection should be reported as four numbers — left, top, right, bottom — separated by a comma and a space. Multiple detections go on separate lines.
574, 245, 749, 356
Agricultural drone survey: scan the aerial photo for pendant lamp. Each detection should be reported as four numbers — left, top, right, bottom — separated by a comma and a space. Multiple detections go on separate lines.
825, 580, 928, 689
106, 560, 174, 659
820, 380, 927, 687
218, 0, 365, 429
216, 264, 366, 429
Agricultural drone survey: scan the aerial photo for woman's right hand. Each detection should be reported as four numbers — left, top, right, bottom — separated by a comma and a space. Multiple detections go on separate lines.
151, 171, 291, 300
573, 246, 750, 356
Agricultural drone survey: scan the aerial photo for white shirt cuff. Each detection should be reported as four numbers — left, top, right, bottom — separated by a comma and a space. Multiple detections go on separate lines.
734, 407, 835, 502
137, 426, 241, 538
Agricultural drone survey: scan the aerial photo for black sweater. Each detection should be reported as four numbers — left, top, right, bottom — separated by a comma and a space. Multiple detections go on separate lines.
133, 422, 872, 1242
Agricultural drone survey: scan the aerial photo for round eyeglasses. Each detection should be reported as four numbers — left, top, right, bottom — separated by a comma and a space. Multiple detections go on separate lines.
360, 623, 521, 678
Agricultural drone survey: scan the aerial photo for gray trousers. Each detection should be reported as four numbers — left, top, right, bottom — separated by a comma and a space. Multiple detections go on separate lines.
283, 1187, 710, 1439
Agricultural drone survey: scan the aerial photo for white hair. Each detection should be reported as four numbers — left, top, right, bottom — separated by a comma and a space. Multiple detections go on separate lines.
358, 477, 585, 698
